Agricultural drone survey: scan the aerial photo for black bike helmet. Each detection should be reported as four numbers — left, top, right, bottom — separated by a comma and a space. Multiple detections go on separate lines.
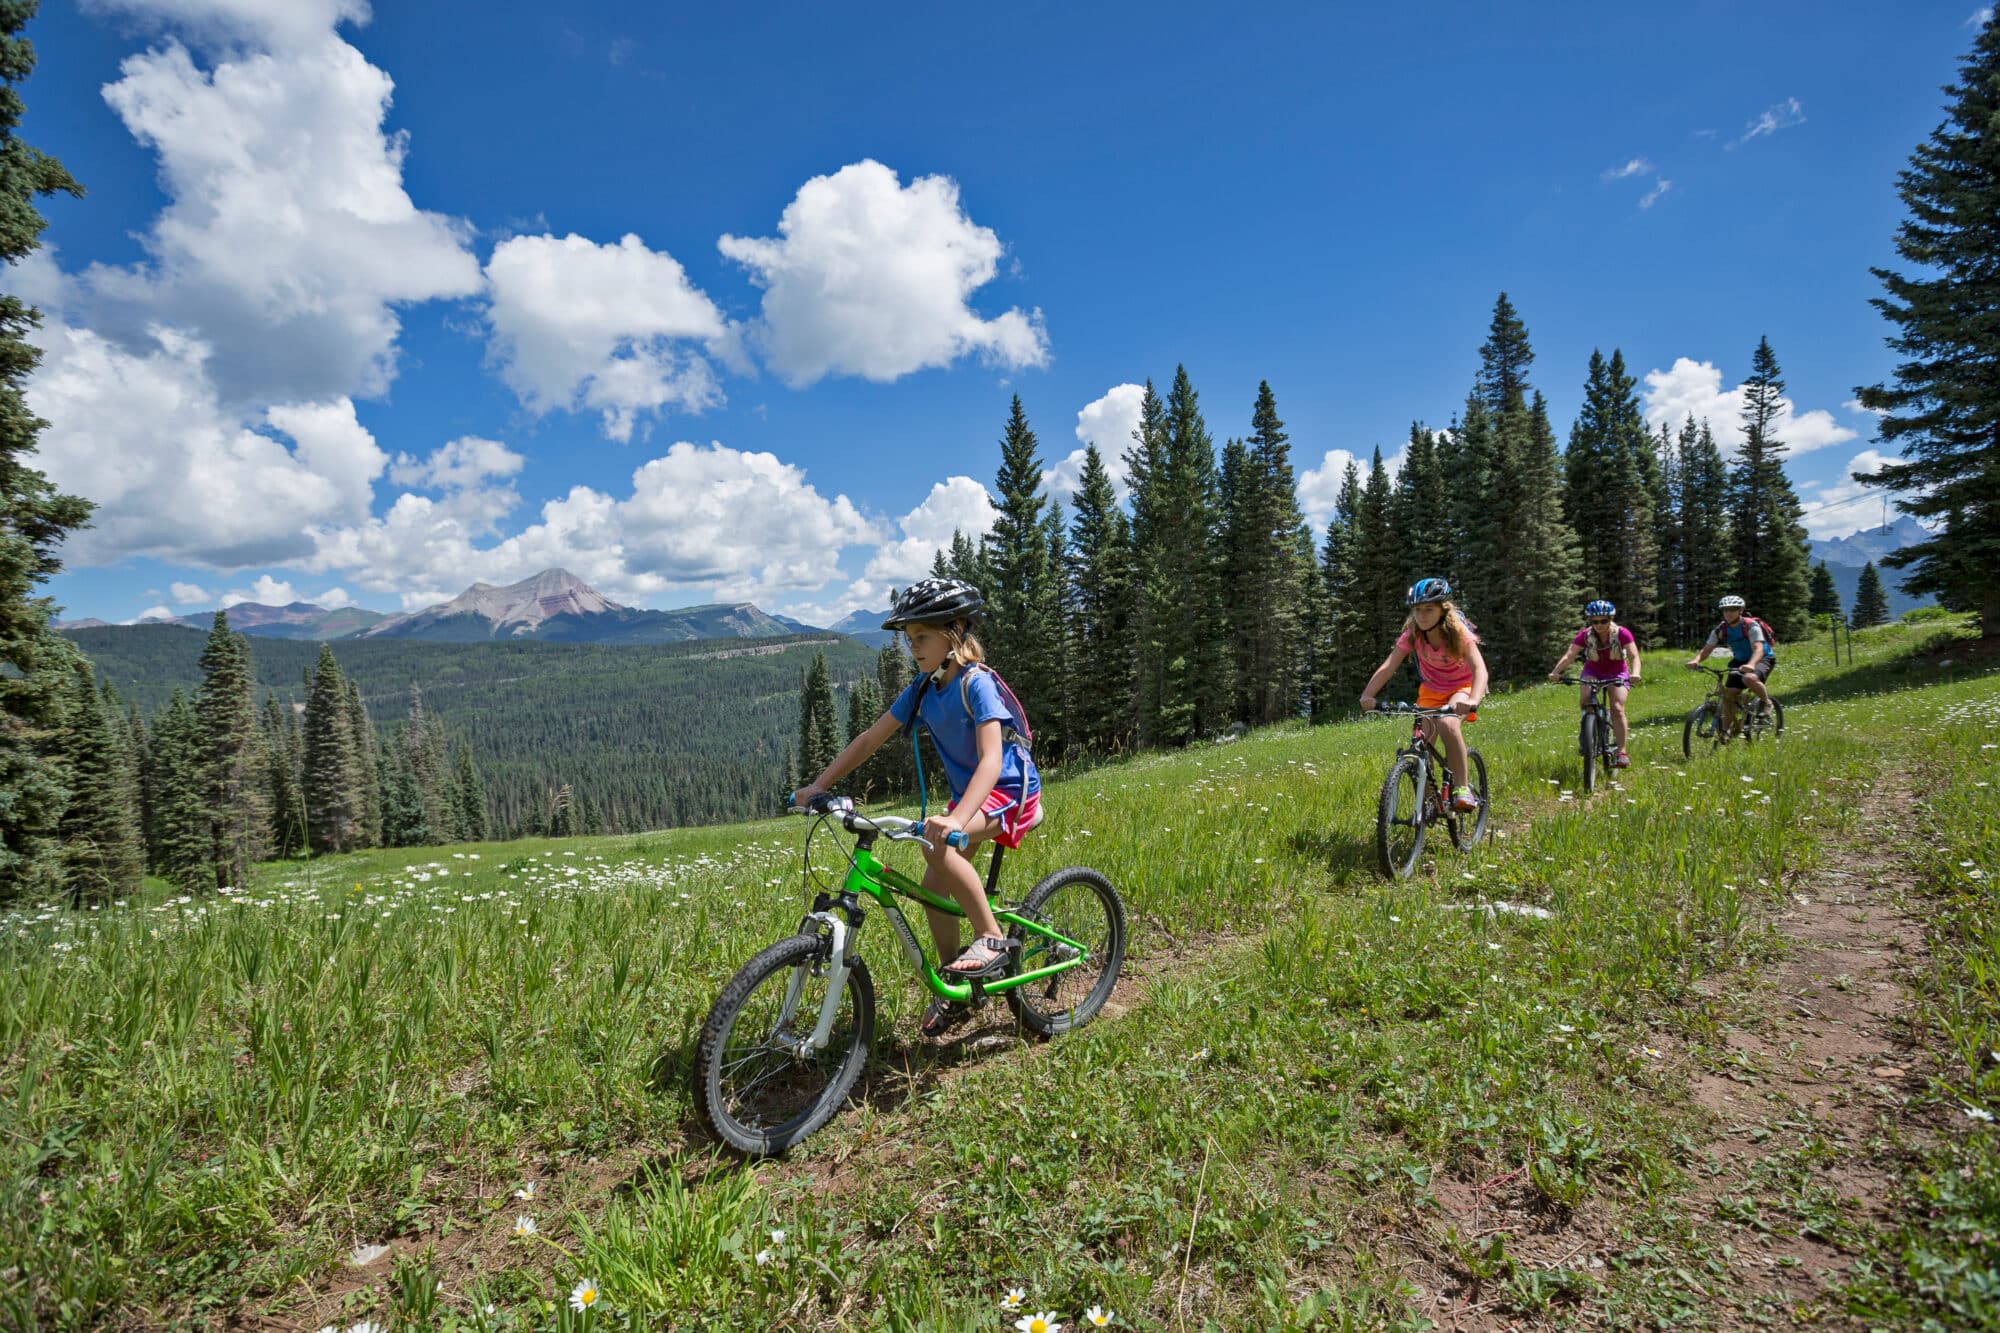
1406, 577, 1452, 607
881, 578, 984, 631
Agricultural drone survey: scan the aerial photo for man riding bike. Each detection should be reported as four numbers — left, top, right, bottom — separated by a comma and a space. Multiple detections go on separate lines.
1684, 595, 1775, 742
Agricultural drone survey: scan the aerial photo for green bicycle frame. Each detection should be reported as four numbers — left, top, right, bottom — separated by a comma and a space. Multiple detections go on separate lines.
832, 842, 1090, 1005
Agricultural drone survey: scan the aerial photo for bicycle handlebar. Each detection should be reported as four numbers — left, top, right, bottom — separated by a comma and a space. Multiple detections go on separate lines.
1553, 674, 1633, 688
786, 793, 935, 849
1365, 702, 1462, 718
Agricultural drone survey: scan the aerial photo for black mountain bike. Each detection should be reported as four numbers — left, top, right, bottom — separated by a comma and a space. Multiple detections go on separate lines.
1368, 703, 1489, 879
1683, 664, 1784, 758
1554, 674, 1631, 794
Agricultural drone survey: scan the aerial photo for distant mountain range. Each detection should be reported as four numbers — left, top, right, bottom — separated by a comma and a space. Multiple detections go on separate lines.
829, 609, 896, 648
1807, 516, 1931, 570
59, 569, 874, 646
1807, 517, 1936, 620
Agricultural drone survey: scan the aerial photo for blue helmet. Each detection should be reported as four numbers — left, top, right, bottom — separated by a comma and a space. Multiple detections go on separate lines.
1406, 577, 1452, 607
1584, 599, 1615, 618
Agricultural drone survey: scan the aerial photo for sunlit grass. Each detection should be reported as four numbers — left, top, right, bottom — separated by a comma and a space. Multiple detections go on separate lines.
1, 616, 1993, 1328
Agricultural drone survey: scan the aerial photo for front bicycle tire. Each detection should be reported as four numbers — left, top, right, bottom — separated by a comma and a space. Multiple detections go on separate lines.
1006, 866, 1126, 1037
1447, 749, 1490, 851
1580, 713, 1600, 794
1768, 699, 1785, 739
693, 933, 875, 1157
1377, 753, 1427, 879
1684, 702, 1718, 759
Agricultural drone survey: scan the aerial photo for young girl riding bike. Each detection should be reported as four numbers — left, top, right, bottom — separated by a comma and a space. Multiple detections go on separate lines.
792, 578, 1042, 1038
1360, 578, 1489, 813
1548, 598, 1643, 767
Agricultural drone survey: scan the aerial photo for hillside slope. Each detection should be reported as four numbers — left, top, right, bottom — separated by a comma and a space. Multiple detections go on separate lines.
65, 627, 882, 831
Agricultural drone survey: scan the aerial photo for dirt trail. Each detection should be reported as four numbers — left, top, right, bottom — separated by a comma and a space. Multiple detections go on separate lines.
1404, 767, 1936, 1331
1678, 768, 1932, 1325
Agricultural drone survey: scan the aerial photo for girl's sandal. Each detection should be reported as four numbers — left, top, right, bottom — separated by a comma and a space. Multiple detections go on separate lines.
920, 997, 971, 1040
943, 935, 1014, 978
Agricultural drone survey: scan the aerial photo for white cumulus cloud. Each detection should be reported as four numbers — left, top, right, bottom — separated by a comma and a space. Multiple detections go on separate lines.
220, 574, 303, 607
1602, 157, 1652, 181
1043, 382, 1143, 502
1640, 357, 1856, 457
303, 440, 878, 610
483, 233, 735, 442
168, 581, 211, 605
719, 159, 1048, 387
71, 10, 480, 407
1798, 448, 1902, 540
29, 312, 387, 569
1296, 449, 1361, 531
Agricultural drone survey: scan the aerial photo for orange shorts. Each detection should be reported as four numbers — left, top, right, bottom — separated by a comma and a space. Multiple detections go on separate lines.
1417, 684, 1477, 720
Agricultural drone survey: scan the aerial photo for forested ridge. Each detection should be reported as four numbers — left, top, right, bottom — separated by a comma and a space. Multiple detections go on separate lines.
65, 627, 884, 836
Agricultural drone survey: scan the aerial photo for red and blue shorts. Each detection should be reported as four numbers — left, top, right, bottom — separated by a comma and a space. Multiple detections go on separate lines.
947, 783, 1043, 849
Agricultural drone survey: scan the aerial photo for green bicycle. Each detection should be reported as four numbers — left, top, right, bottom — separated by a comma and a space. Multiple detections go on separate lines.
692, 794, 1127, 1156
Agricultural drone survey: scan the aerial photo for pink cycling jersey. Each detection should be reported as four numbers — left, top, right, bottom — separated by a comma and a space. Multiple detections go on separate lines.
1574, 623, 1635, 680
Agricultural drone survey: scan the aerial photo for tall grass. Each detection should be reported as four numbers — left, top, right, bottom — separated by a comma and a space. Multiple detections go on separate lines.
0, 619, 1992, 1329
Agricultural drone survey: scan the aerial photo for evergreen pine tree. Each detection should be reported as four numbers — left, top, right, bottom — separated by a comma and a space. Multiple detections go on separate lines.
262, 695, 305, 857
1242, 381, 1311, 725
874, 645, 915, 794
1485, 393, 1582, 677
1652, 422, 1687, 646
55, 662, 142, 904
796, 652, 839, 780
1476, 292, 1535, 417
1566, 350, 1659, 639
1038, 499, 1074, 756
1444, 399, 1500, 621
343, 676, 381, 847
1353, 448, 1406, 679
844, 675, 882, 799
1315, 461, 1365, 715
453, 743, 488, 840
1853, 15, 2000, 634
1678, 419, 1737, 645
1808, 561, 1844, 624
380, 731, 426, 846
195, 612, 268, 891
1393, 423, 1453, 587
148, 690, 210, 891
984, 396, 1060, 742
1066, 445, 1135, 753
302, 646, 362, 853
1852, 561, 1891, 627
1218, 435, 1256, 722
1730, 338, 1814, 637
0, 4, 92, 904
1160, 367, 1230, 738
1123, 379, 1173, 745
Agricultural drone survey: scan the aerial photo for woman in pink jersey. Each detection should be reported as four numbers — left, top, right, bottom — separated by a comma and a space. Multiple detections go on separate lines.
1547, 598, 1643, 767
1360, 577, 1489, 813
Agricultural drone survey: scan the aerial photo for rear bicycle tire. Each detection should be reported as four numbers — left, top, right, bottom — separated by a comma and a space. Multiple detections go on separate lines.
693, 933, 875, 1157
1447, 749, 1490, 851
1006, 866, 1126, 1037
1377, 753, 1427, 879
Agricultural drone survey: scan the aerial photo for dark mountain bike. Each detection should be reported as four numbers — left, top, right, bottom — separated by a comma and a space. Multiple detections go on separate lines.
1683, 665, 1784, 758
1554, 674, 1630, 794
1368, 703, 1489, 879
692, 794, 1126, 1156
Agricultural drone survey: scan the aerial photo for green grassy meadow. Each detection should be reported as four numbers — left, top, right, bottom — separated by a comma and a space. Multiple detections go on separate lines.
4, 619, 1997, 1330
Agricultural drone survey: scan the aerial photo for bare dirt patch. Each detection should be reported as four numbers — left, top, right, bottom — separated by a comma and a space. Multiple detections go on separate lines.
1675, 770, 1934, 1326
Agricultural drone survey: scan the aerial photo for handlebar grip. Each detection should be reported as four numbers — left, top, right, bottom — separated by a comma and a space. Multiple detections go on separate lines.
944, 829, 968, 850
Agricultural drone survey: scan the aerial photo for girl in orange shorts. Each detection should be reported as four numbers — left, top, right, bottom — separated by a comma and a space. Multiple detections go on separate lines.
1359, 577, 1489, 812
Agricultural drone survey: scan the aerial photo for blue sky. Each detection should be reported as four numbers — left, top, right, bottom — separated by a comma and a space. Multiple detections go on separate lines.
18, 0, 1992, 625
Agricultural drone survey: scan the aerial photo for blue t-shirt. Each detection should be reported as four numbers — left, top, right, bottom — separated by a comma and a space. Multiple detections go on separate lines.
889, 668, 1039, 801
